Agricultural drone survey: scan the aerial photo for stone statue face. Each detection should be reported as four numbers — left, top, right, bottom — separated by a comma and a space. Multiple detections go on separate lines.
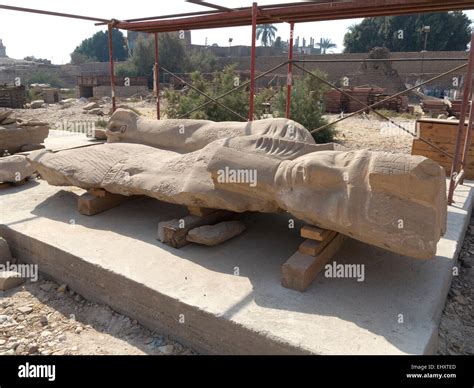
106, 109, 138, 141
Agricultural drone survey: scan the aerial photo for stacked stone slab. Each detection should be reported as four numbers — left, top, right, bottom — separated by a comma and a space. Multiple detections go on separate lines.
0, 109, 48, 183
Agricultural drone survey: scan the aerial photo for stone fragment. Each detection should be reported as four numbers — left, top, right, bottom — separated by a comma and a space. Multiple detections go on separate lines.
30, 100, 44, 109
0, 271, 25, 291
87, 108, 103, 115
84, 102, 99, 111
0, 109, 12, 123
0, 155, 35, 183
186, 221, 246, 246
157, 345, 174, 355
0, 124, 49, 154
16, 306, 33, 314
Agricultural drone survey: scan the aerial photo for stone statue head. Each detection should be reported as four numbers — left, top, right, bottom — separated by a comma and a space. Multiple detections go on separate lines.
106, 108, 139, 142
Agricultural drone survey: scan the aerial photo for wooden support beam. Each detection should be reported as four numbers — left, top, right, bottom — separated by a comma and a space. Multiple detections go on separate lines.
187, 206, 217, 217
300, 225, 333, 241
160, 210, 233, 248
78, 189, 129, 216
298, 232, 337, 256
282, 233, 346, 292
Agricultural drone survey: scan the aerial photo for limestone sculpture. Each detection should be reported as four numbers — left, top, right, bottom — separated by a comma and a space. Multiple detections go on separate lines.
106, 109, 315, 152
27, 111, 447, 259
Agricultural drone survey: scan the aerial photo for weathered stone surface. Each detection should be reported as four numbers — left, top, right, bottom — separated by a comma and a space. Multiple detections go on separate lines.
106, 108, 316, 152
187, 221, 246, 246
84, 102, 99, 111
85, 108, 103, 116
27, 132, 447, 259
0, 109, 13, 123
0, 271, 25, 291
0, 155, 35, 183
0, 237, 12, 264
0, 125, 49, 154
30, 100, 44, 109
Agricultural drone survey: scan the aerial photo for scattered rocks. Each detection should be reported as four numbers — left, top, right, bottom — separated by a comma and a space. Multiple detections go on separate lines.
0, 275, 195, 355
438, 213, 474, 355
0, 271, 25, 291
87, 108, 103, 116
0, 109, 13, 123
16, 306, 33, 314
186, 220, 246, 246
30, 100, 45, 109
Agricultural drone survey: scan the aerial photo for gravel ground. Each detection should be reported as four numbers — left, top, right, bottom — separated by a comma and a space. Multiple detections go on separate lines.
438, 214, 474, 355
330, 113, 416, 154
0, 275, 195, 355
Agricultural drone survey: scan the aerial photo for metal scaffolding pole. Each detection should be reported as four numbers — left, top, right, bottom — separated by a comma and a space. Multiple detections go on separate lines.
249, 2, 258, 121
448, 32, 474, 204
154, 33, 160, 120
285, 22, 294, 119
108, 24, 117, 113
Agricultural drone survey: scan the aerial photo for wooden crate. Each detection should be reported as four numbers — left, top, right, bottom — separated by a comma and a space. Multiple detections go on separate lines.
0, 85, 26, 108
411, 118, 474, 179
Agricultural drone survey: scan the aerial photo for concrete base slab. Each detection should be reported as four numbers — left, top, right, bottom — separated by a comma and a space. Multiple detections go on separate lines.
0, 180, 472, 354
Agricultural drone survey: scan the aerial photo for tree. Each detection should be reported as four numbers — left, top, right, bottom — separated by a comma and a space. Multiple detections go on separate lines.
317, 38, 337, 54
116, 33, 186, 86
70, 52, 94, 65
256, 24, 278, 47
71, 29, 128, 62
275, 71, 334, 143
344, 11, 471, 53
164, 65, 268, 121
185, 48, 219, 73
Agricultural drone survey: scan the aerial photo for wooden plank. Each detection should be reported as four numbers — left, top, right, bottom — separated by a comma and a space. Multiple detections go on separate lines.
88, 188, 107, 198
187, 206, 217, 217
298, 232, 337, 256
78, 191, 129, 216
300, 225, 334, 241
282, 234, 347, 292
161, 210, 233, 248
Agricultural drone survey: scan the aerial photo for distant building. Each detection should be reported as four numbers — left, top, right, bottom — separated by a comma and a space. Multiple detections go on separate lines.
0, 39, 7, 58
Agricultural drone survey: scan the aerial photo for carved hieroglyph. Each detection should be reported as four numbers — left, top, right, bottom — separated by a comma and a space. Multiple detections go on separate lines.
28, 127, 447, 259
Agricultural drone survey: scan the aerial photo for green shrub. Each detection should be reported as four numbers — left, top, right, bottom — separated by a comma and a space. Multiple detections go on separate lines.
164, 65, 267, 121
274, 71, 334, 143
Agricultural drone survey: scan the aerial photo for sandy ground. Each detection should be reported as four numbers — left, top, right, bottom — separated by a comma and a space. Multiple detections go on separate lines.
0, 100, 471, 355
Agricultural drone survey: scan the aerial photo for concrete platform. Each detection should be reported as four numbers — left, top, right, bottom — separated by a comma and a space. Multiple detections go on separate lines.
0, 180, 472, 355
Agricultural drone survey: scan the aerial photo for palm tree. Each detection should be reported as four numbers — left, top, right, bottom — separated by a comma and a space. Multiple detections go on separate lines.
317, 38, 337, 54
256, 24, 278, 47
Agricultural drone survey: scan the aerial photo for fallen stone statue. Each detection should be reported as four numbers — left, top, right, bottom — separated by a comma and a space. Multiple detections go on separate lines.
27, 111, 447, 259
